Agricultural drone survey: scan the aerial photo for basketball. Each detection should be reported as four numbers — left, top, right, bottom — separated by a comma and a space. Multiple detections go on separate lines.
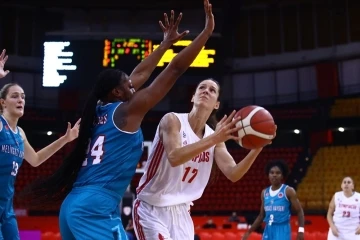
233, 105, 276, 149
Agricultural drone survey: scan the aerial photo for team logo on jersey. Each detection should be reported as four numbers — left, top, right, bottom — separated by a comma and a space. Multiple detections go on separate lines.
278, 192, 284, 198
183, 131, 186, 138
356, 199, 358, 202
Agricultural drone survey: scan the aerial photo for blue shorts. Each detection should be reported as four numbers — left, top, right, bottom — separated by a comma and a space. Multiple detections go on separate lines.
262, 223, 291, 240
0, 198, 19, 240
59, 186, 127, 240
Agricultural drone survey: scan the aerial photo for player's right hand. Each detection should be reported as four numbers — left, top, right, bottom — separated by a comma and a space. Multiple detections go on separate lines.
203, 0, 215, 33
331, 226, 339, 237
0, 49, 10, 78
159, 10, 189, 45
213, 110, 242, 143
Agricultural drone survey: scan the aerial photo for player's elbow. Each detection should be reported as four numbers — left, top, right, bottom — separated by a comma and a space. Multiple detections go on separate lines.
166, 62, 186, 77
167, 152, 181, 167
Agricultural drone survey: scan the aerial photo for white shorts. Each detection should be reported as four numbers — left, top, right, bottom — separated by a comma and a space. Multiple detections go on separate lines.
327, 228, 360, 240
132, 199, 194, 240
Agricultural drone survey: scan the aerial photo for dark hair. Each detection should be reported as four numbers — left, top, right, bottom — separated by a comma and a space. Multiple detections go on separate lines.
22, 69, 126, 206
0, 83, 21, 113
265, 159, 289, 178
194, 78, 222, 184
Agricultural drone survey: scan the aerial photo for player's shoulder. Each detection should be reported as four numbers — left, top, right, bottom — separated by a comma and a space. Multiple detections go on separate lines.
161, 112, 184, 124
354, 191, 360, 197
159, 112, 182, 131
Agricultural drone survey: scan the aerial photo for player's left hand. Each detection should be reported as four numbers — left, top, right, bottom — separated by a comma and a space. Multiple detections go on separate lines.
297, 232, 304, 240
356, 225, 360, 235
0, 49, 10, 79
63, 118, 81, 142
267, 125, 277, 145
160, 10, 189, 45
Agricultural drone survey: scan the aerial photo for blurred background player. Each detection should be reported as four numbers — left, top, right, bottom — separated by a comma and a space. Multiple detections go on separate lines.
0, 50, 80, 240
327, 176, 360, 240
242, 159, 304, 240
133, 76, 275, 239
26, 3, 219, 239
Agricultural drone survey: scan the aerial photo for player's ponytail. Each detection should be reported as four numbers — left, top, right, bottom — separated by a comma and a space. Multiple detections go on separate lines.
22, 69, 126, 207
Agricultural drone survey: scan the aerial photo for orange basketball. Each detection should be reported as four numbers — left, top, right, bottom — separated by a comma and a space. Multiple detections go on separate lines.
233, 105, 276, 149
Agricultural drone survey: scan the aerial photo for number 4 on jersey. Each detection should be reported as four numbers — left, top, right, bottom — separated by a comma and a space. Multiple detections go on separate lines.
82, 135, 105, 166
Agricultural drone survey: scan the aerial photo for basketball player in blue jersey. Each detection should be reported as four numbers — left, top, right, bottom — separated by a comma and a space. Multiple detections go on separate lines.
0, 49, 80, 240
242, 160, 304, 240
27, 1, 215, 239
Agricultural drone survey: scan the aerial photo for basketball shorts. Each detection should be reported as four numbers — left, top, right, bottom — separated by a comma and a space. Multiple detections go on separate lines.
327, 228, 360, 240
132, 199, 194, 240
0, 198, 19, 240
59, 186, 127, 240
262, 223, 291, 240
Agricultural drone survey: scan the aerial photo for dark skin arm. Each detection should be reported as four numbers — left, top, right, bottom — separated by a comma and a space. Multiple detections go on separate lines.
242, 190, 265, 240
286, 187, 304, 240
117, 0, 215, 132
129, 12, 189, 91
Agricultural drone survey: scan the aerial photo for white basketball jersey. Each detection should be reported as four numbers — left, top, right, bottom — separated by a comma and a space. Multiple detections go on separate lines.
136, 113, 215, 207
333, 191, 360, 231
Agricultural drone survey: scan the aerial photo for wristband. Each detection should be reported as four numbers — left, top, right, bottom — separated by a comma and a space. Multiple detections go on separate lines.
298, 227, 304, 233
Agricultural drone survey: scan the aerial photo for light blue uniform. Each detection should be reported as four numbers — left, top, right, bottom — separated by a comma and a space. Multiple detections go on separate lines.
263, 184, 291, 240
59, 102, 143, 240
0, 116, 25, 240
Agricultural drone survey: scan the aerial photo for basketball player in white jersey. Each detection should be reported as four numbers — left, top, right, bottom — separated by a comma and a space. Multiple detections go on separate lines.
133, 78, 276, 240
327, 176, 360, 240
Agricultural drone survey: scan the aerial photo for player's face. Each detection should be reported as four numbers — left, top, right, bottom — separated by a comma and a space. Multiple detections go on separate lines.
0, 85, 25, 118
341, 177, 354, 192
118, 74, 135, 101
268, 166, 283, 185
192, 79, 220, 110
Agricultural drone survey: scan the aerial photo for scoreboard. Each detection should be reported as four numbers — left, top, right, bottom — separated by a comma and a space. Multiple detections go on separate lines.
43, 37, 220, 88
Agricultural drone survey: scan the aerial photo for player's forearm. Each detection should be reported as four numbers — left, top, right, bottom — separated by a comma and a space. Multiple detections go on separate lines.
297, 209, 305, 228
129, 41, 172, 90
168, 135, 217, 167
168, 29, 212, 74
34, 136, 69, 166
247, 215, 263, 233
327, 212, 335, 228
228, 149, 262, 182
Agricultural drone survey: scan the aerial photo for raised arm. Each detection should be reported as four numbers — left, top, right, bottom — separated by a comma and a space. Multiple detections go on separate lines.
214, 143, 262, 182
0, 49, 10, 78
242, 190, 265, 240
20, 119, 80, 167
126, 0, 215, 121
129, 11, 189, 90
160, 111, 241, 167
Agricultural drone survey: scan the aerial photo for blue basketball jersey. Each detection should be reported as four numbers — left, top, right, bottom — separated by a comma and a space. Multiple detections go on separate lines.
263, 184, 291, 225
74, 102, 143, 200
0, 116, 24, 212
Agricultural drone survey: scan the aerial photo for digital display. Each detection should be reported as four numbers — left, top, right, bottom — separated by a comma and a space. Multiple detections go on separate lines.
153, 40, 216, 68
43, 42, 77, 87
43, 37, 220, 88
103, 38, 152, 68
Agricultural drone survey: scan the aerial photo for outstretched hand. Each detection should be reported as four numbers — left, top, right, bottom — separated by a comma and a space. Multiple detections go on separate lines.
0, 49, 10, 79
63, 118, 81, 143
160, 10, 189, 45
203, 0, 215, 33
